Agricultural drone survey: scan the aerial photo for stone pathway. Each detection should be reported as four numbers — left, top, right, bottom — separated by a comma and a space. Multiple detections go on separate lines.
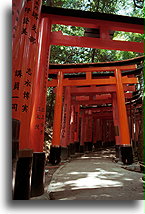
47, 149, 144, 200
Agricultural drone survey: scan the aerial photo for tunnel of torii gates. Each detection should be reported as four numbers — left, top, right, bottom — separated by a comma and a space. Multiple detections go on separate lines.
12, 1, 144, 199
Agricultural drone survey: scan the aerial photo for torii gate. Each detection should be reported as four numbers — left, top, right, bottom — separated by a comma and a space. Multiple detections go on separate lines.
12, 1, 143, 199
48, 64, 138, 164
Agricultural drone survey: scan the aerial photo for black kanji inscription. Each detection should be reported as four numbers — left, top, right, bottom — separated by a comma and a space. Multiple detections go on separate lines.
24, 79, 31, 87
29, 36, 36, 44
32, 24, 37, 33
21, 28, 28, 35
22, 104, 28, 112
25, 7, 31, 13
35, 1, 40, 6
13, 26, 17, 31
12, 104, 18, 111
32, 11, 38, 20
36, 114, 41, 119
15, 70, 22, 77
35, 124, 39, 129
13, 82, 20, 90
23, 91, 30, 99
23, 17, 29, 24
34, 5, 39, 11
26, 68, 32, 75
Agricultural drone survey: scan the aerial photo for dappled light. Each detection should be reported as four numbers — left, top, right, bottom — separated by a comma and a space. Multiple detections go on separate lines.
47, 149, 144, 200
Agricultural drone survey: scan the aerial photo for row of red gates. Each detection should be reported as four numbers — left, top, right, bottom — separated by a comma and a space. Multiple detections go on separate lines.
12, 0, 144, 199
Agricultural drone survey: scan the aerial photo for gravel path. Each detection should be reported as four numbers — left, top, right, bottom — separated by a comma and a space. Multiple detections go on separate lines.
47, 149, 144, 200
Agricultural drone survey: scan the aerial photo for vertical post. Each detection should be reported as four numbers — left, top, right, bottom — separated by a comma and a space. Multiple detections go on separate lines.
86, 112, 93, 151
84, 111, 89, 152
74, 105, 80, 153
30, 17, 51, 197
80, 111, 85, 153
112, 93, 121, 159
12, 0, 42, 200
49, 71, 63, 165
60, 87, 71, 160
114, 69, 133, 164
69, 105, 75, 156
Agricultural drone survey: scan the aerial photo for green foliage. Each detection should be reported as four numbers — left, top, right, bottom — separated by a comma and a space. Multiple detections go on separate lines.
44, 0, 144, 149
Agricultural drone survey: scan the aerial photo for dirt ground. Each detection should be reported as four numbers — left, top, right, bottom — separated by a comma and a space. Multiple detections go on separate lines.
31, 148, 144, 200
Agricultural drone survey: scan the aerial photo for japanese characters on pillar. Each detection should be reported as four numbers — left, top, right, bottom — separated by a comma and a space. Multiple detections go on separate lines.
61, 87, 71, 148
86, 112, 93, 142
12, 0, 42, 149
69, 105, 75, 144
74, 105, 80, 142
114, 69, 130, 145
112, 93, 121, 146
80, 111, 85, 146
29, 17, 51, 152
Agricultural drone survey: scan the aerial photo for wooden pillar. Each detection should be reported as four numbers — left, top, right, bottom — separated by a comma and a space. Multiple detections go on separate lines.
74, 105, 80, 152
69, 105, 75, 155
49, 71, 63, 165
114, 69, 133, 164
93, 117, 97, 144
94, 118, 103, 149
12, 0, 43, 199
29, 17, 51, 197
80, 111, 85, 153
112, 93, 121, 146
60, 87, 71, 159
85, 112, 93, 151
30, 17, 51, 152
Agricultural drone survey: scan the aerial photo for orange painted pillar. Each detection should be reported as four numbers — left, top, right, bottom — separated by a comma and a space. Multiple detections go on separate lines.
29, 17, 51, 153
114, 69, 133, 164
92, 117, 97, 144
49, 71, 63, 164
74, 105, 80, 152
86, 113, 93, 151
112, 93, 121, 146
69, 105, 76, 155
80, 111, 85, 153
60, 87, 71, 159
74, 105, 80, 142
114, 69, 130, 145
94, 118, 103, 149
12, 0, 42, 150
12, 0, 43, 200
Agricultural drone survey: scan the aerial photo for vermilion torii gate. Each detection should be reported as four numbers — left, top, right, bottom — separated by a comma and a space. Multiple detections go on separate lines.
48, 63, 139, 164
12, 1, 143, 199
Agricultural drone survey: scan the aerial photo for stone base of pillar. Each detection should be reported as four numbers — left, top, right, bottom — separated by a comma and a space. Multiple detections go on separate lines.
31, 152, 45, 197
115, 145, 122, 161
49, 146, 61, 165
67, 144, 70, 157
88, 142, 93, 151
61, 147, 68, 160
102, 141, 110, 148
12, 119, 20, 199
84, 142, 89, 152
93, 141, 102, 151
74, 142, 80, 153
120, 146, 133, 165
13, 149, 33, 200
80, 145, 84, 153
69, 143, 75, 155
110, 141, 115, 147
